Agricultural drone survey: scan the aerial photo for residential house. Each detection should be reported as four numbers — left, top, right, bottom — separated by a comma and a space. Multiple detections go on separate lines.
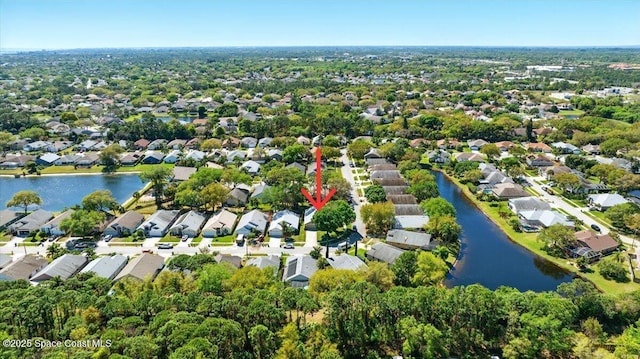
241, 160, 261, 175
103, 211, 145, 237
297, 136, 311, 146
526, 154, 553, 167
172, 166, 197, 181
312, 135, 323, 146
51, 141, 73, 152
163, 149, 182, 164
226, 150, 246, 163
202, 209, 237, 237
494, 141, 517, 152
268, 210, 300, 238
328, 255, 367, 270
588, 193, 629, 211
581, 144, 600, 155
114, 253, 165, 281
235, 209, 268, 236
40, 210, 74, 236
518, 210, 574, 229
8, 210, 54, 236
539, 165, 573, 180
0, 255, 48, 281
267, 149, 283, 161
286, 162, 306, 175
75, 153, 99, 168
185, 150, 206, 162
241, 137, 258, 148
36, 153, 61, 167
0, 154, 35, 168
366, 242, 406, 264
23, 140, 53, 152
223, 137, 241, 149
147, 139, 167, 150
508, 197, 551, 214
453, 152, 485, 162
137, 210, 180, 237
30, 254, 88, 282
364, 148, 382, 160
258, 137, 273, 148
436, 139, 461, 149
215, 254, 243, 269
282, 255, 318, 288
225, 187, 249, 207
386, 229, 435, 250
303, 207, 316, 230
246, 254, 280, 271
426, 149, 451, 164
119, 152, 142, 166
142, 152, 165, 164
552, 142, 581, 154
524, 142, 552, 153
393, 215, 430, 230
467, 139, 488, 150
167, 139, 186, 149
575, 230, 619, 256
250, 183, 271, 201
0, 254, 12, 270
77, 140, 97, 151
0, 210, 21, 231
169, 211, 206, 238
133, 139, 150, 150
54, 154, 81, 166
492, 183, 530, 199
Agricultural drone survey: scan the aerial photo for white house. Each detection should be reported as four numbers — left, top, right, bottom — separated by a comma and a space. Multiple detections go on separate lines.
40, 210, 74, 236
268, 210, 300, 238
588, 193, 629, 211
137, 210, 180, 237
235, 209, 268, 236
282, 255, 317, 288
202, 209, 237, 237
169, 211, 206, 238
163, 149, 182, 164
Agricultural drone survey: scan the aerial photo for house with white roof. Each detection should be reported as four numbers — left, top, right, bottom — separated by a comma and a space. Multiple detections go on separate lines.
30, 254, 88, 282
202, 209, 237, 237
235, 209, 268, 236
163, 149, 182, 164
137, 210, 180, 237
268, 210, 300, 238
588, 193, 629, 211
519, 210, 574, 230
169, 211, 206, 238
327, 255, 367, 271
80, 255, 128, 280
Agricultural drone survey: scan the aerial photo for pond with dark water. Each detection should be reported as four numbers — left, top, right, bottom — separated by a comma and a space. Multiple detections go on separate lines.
433, 171, 575, 291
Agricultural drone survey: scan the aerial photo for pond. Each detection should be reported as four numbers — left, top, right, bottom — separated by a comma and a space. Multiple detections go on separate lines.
433, 171, 575, 291
0, 173, 147, 212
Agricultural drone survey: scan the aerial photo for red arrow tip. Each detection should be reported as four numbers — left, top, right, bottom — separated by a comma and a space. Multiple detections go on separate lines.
301, 146, 336, 210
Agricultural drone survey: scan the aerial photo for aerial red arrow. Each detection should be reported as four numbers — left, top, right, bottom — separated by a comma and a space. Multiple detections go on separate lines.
301, 146, 336, 210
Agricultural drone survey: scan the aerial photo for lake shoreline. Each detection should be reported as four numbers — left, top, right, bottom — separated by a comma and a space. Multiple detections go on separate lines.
0, 172, 142, 178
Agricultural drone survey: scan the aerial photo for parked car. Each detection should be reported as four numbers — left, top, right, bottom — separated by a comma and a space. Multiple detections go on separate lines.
283, 243, 294, 249
591, 224, 601, 232
158, 243, 174, 249
102, 235, 113, 242
181, 234, 189, 242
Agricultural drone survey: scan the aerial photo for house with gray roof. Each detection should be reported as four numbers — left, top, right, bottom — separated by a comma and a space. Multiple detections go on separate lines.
30, 254, 88, 282
142, 151, 165, 164
80, 255, 128, 280
36, 153, 60, 166
268, 210, 300, 238
467, 139, 488, 150
215, 254, 243, 269
8, 209, 54, 237
114, 253, 165, 282
241, 160, 261, 175
588, 193, 629, 211
104, 210, 145, 237
172, 166, 197, 181
508, 197, 551, 214
54, 154, 81, 166
225, 188, 249, 207
393, 215, 429, 230
0, 210, 21, 231
0, 255, 48, 281
163, 149, 182, 164
0, 254, 12, 270
282, 255, 318, 288
202, 209, 237, 237
246, 254, 280, 271
169, 211, 206, 238
366, 242, 406, 264
76, 153, 100, 168
241, 137, 258, 148
328, 255, 367, 271
386, 230, 435, 250
40, 210, 74, 236
250, 183, 271, 200
137, 210, 180, 237
519, 210, 574, 229
303, 207, 317, 230
235, 209, 268, 235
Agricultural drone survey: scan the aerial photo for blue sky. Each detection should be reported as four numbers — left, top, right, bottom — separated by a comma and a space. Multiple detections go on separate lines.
1, 0, 638, 49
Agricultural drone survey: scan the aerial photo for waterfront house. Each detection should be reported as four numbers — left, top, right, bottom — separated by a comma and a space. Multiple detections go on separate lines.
235, 209, 268, 236
587, 193, 629, 211
103, 211, 144, 237
268, 210, 300, 238
172, 166, 197, 182
54, 154, 81, 166
114, 253, 165, 282
327, 255, 367, 271
142, 151, 165, 164
76, 153, 99, 168
492, 183, 530, 199
201, 209, 237, 237
169, 210, 206, 238
0, 255, 48, 281
9, 210, 54, 237
508, 197, 551, 214
366, 242, 405, 264
36, 153, 60, 166
426, 149, 451, 164
282, 255, 318, 288
386, 229, 434, 250
80, 255, 128, 280
575, 230, 619, 256
0, 210, 22, 231
40, 210, 74, 236
453, 152, 485, 162
137, 210, 180, 237
30, 254, 88, 282
119, 152, 142, 166
518, 210, 574, 229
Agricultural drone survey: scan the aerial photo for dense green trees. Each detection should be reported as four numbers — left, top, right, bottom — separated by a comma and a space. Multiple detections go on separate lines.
364, 185, 386, 203
312, 200, 355, 234
139, 166, 173, 208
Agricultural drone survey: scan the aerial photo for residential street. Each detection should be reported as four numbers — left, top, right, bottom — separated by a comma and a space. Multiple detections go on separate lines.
340, 149, 367, 237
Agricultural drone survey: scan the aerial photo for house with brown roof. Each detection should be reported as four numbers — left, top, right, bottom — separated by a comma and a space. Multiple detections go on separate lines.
436, 139, 461, 149
223, 137, 241, 149
454, 152, 485, 163
134, 139, 150, 150
492, 183, 530, 199
494, 141, 517, 152
575, 230, 619, 256
526, 154, 554, 167
524, 142, 552, 153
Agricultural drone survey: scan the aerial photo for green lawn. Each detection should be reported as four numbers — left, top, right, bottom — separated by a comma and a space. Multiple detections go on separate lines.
0, 163, 174, 176
559, 109, 585, 117
160, 235, 181, 243
211, 234, 235, 243
191, 235, 203, 245
442, 171, 639, 296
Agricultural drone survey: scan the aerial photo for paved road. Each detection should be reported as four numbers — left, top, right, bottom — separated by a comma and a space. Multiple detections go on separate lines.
340, 149, 367, 237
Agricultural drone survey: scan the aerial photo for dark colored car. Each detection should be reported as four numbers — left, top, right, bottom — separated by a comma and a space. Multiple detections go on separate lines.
590, 224, 601, 232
